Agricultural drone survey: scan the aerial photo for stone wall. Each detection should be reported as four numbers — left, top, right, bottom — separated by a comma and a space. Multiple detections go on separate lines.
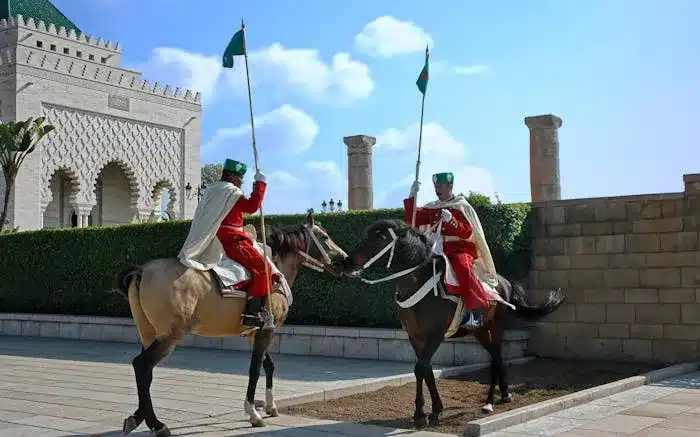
528, 173, 700, 363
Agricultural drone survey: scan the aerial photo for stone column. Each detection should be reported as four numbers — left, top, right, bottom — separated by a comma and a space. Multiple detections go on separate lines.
74, 205, 94, 228
344, 135, 376, 210
525, 114, 563, 202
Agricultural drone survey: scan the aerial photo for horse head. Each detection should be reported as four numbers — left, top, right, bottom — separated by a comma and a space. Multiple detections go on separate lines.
342, 219, 430, 278
267, 212, 349, 277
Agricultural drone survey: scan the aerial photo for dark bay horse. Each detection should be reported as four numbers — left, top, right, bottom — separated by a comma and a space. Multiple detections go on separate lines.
342, 219, 564, 429
113, 213, 348, 436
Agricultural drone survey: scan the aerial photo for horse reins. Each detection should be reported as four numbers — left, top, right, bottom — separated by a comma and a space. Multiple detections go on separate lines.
354, 221, 442, 285
296, 225, 332, 272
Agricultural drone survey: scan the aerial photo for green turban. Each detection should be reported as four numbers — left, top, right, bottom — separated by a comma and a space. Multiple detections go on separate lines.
223, 159, 247, 177
432, 172, 454, 185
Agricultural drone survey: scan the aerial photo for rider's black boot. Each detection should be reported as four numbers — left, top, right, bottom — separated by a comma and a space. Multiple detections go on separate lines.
241, 296, 275, 331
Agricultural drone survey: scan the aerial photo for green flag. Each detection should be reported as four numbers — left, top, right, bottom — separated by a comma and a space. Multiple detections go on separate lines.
222, 28, 246, 68
416, 48, 429, 95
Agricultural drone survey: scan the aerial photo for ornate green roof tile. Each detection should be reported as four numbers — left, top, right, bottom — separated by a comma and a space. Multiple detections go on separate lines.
0, 0, 81, 34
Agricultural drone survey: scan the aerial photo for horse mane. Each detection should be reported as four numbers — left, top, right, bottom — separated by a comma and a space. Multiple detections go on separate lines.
368, 219, 433, 264
264, 223, 311, 257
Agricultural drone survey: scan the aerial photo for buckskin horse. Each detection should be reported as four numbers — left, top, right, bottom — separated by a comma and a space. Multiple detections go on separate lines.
112, 212, 348, 436
342, 218, 564, 429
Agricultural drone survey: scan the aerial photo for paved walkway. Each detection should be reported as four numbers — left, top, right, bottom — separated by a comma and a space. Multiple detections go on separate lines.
0, 336, 452, 436
487, 369, 700, 437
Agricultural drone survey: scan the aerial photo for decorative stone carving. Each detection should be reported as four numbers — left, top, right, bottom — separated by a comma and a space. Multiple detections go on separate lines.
40, 105, 183, 213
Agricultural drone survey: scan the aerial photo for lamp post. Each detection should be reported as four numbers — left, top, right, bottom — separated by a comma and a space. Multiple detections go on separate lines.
185, 182, 206, 203
320, 198, 343, 213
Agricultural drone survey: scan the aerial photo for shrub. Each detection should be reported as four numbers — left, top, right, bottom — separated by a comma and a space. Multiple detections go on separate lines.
0, 196, 532, 328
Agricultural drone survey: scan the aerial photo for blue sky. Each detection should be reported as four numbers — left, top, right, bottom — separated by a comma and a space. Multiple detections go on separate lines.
56, 0, 699, 213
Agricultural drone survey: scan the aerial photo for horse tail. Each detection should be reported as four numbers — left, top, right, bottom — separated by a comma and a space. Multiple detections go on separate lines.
509, 281, 565, 320
111, 265, 142, 300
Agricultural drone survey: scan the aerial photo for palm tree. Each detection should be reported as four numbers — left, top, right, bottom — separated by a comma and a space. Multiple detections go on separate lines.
0, 117, 56, 232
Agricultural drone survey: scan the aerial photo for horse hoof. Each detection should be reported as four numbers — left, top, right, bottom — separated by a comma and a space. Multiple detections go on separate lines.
250, 417, 266, 427
501, 393, 513, 404
154, 424, 171, 437
122, 416, 140, 435
428, 413, 441, 426
414, 415, 428, 429
266, 406, 279, 417
482, 403, 494, 413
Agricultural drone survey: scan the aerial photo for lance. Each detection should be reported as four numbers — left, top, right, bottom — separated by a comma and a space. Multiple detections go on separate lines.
411, 44, 429, 228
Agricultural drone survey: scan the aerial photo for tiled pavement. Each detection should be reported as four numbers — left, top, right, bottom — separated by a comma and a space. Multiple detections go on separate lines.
0, 336, 453, 436
486, 369, 700, 437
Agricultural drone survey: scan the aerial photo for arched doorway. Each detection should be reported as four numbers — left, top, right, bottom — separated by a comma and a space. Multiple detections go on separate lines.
94, 161, 137, 226
43, 168, 80, 229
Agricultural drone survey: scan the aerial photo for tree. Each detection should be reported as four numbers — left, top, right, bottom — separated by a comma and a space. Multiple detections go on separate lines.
201, 163, 223, 186
0, 117, 56, 232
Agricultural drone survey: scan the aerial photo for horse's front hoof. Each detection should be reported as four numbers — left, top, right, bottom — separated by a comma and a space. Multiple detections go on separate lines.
122, 416, 140, 435
481, 403, 494, 413
250, 417, 266, 427
428, 412, 441, 425
414, 415, 428, 429
501, 393, 513, 404
154, 424, 171, 437
266, 406, 279, 417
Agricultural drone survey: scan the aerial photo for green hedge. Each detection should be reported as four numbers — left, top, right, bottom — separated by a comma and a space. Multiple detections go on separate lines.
0, 196, 533, 328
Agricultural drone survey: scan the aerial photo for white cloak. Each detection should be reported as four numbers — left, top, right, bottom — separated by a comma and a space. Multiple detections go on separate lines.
177, 181, 242, 270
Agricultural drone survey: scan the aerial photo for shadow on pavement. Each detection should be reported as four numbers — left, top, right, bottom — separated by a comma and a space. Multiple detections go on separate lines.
0, 335, 417, 383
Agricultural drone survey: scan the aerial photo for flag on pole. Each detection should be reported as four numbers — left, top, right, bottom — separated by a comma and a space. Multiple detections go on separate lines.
416, 45, 429, 94
222, 28, 246, 68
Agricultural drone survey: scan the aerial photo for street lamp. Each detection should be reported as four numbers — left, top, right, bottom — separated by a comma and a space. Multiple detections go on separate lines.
185, 182, 206, 203
320, 198, 343, 213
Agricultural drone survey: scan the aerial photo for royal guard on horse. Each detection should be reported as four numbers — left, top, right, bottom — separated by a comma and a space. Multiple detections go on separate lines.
403, 171, 502, 328
178, 158, 282, 332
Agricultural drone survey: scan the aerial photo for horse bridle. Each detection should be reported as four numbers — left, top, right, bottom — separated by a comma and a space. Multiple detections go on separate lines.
296, 225, 334, 273
352, 221, 442, 285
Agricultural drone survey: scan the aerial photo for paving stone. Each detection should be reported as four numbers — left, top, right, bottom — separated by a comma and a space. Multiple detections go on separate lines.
576, 413, 663, 434
620, 401, 694, 418
0, 335, 456, 436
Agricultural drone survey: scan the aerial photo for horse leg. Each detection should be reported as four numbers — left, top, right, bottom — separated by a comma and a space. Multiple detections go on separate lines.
476, 325, 507, 413
421, 333, 445, 426
245, 330, 273, 427
262, 352, 278, 416
423, 361, 444, 425
123, 338, 175, 436
412, 333, 444, 429
413, 361, 428, 429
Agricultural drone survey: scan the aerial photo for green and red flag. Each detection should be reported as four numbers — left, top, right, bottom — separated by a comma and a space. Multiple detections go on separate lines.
416, 45, 429, 95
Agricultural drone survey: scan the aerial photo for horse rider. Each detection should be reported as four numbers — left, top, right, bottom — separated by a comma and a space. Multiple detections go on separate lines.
215, 159, 280, 332
403, 172, 493, 328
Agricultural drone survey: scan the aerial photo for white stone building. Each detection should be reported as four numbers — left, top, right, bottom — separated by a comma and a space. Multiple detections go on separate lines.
0, 0, 202, 231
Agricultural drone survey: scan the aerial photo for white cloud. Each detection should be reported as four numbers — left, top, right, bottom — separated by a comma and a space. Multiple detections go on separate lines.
373, 123, 496, 207
355, 16, 433, 57
137, 48, 221, 104
138, 42, 374, 106
203, 104, 319, 159
376, 122, 465, 160
225, 43, 374, 105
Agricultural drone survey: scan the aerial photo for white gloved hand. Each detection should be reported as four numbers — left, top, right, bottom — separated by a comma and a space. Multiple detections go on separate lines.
441, 209, 452, 223
254, 171, 266, 182
409, 181, 421, 198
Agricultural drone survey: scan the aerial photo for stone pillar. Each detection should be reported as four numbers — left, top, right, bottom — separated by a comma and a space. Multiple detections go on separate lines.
344, 135, 376, 210
525, 114, 563, 202
683, 173, 700, 196
74, 205, 94, 228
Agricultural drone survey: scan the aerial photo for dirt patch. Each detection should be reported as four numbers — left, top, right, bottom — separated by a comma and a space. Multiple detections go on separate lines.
281, 358, 663, 435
